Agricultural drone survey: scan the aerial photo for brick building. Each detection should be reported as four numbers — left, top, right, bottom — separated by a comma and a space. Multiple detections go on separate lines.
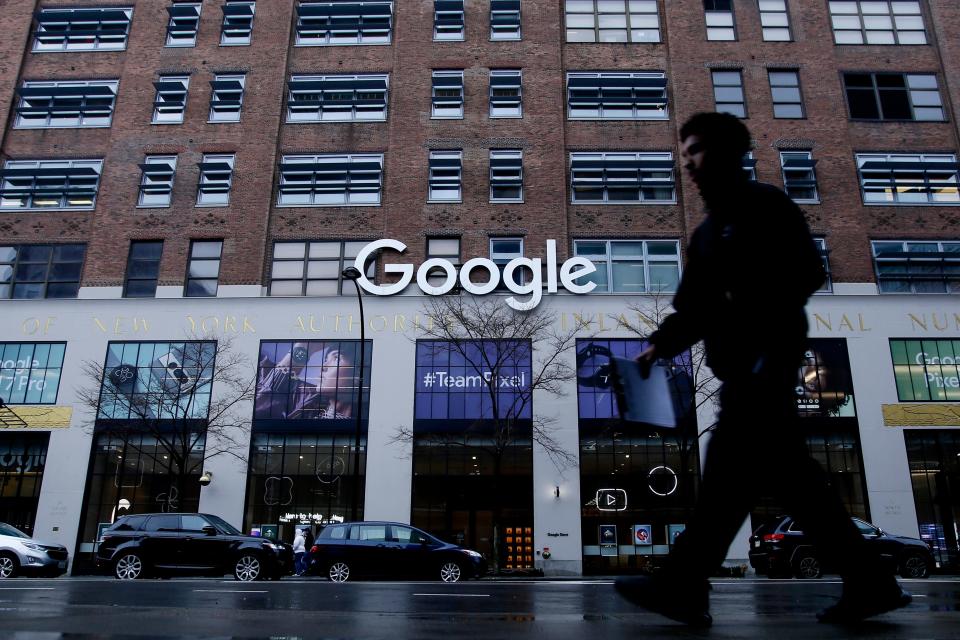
0, 0, 958, 577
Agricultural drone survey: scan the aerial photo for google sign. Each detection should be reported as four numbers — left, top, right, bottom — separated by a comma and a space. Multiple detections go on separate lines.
352, 239, 598, 311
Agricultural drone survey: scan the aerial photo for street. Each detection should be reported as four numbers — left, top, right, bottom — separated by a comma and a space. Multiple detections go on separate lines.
0, 577, 957, 639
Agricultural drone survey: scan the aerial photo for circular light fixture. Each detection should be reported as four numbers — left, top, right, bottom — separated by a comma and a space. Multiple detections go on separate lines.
647, 465, 678, 497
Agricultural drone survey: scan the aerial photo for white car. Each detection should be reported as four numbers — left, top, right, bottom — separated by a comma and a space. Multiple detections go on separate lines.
0, 522, 69, 579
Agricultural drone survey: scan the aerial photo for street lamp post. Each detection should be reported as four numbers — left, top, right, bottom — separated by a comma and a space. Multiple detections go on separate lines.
341, 266, 365, 521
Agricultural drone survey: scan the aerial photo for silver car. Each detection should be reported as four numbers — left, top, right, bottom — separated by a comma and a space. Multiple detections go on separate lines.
0, 522, 69, 579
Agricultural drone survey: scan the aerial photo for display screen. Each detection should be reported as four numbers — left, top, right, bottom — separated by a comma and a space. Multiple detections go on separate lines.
414, 340, 532, 421
0, 342, 65, 405
890, 339, 960, 402
255, 340, 372, 422
796, 338, 856, 417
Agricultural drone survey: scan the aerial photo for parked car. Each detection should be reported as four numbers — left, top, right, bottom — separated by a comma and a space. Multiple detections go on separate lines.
749, 515, 935, 579
0, 522, 69, 579
307, 521, 487, 583
96, 513, 293, 581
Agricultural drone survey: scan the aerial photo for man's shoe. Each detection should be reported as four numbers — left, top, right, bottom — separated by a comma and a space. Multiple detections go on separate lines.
816, 586, 912, 624
614, 575, 712, 628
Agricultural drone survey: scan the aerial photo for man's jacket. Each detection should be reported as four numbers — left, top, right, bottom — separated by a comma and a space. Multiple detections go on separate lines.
649, 180, 825, 382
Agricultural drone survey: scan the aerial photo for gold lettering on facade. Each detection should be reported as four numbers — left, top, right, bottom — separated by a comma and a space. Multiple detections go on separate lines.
615, 314, 632, 330
334, 315, 343, 332
224, 316, 238, 333
371, 315, 388, 332
932, 314, 949, 331
858, 313, 870, 331
813, 313, 832, 331
839, 314, 855, 331
394, 314, 406, 332
573, 313, 593, 329
21, 318, 41, 335
113, 317, 126, 335
908, 313, 928, 331
242, 317, 255, 333
93, 318, 108, 333
132, 317, 149, 333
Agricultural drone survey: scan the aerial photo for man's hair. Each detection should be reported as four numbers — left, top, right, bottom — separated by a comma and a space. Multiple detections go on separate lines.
679, 112, 752, 160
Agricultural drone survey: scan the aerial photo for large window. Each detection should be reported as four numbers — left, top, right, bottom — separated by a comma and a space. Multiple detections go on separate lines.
872, 240, 960, 293
428, 151, 463, 202
288, 74, 388, 122
567, 72, 668, 120
278, 154, 383, 206
712, 70, 745, 118
33, 7, 133, 52
0, 244, 85, 299
796, 339, 857, 418
565, 0, 661, 43
0, 343, 66, 405
490, 150, 523, 202
759, 0, 791, 40
184, 240, 222, 298
0, 433, 49, 535
208, 75, 246, 123
295, 1, 393, 45
856, 153, 959, 205
769, 70, 804, 119
891, 339, 960, 402
1, 159, 101, 211
254, 340, 372, 423
221, 1, 255, 45
490, 0, 521, 40
704, 0, 735, 40
15, 80, 118, 129
196, 155, 235, 206
432, 71, 464, 119
828, 0, 926, 45
152, 75, 190, 124
138, 156, 177, 208
425, 237, 461, 287
434, 0, 464, 40
490, 237, 525, 287
573, 239, 680, 293
904, 431, 960, 571
570, 152, 675, 203
269, 240, 375, 296
780, 151, 818, 203
166, 2, 201, 47
490, 70, 522, 118
123, 241, 163, 299
843, 73, 944, 121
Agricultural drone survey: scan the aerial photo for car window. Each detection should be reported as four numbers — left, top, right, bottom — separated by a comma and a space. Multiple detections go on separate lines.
787, 520, 804, 533
181, 515, 210, 533
110, 515, 147, 532
144, 515, 180, 532
351, 525, 387, 542
0, 522, 29, 538
853, 519, 877, 535
322, 525, 348, 540
204, 514, 242, 535
393, 526, 430, 544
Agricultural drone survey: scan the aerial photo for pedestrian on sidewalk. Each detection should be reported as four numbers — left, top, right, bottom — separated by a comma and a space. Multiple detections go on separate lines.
292, 527, 306, 576
614, 112, 911, 627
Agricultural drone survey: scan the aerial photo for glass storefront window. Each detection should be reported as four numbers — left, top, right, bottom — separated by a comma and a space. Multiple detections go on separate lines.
0, 432, 49, 534
0, 342, 66, 404
890, 339, 960, 402
905, 430, 960, 571
796, 339, 857, 417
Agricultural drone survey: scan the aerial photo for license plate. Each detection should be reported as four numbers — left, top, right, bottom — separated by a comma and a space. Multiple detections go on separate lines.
58, 561, 66, 569
753, 541, 760, 548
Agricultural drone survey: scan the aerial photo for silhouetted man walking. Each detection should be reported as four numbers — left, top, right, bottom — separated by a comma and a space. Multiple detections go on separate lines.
614, 112, 911, 627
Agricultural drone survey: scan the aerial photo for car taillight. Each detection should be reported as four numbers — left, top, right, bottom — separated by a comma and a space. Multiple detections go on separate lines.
310, 545, 319, 554
763, 534, 785, 542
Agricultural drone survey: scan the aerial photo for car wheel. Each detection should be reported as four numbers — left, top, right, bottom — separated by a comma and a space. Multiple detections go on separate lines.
234, 555, 262, 582
793, 552, 822, 579
439, 562, 463, 583
114, 553, 144, 580
328, 561, 350, 583
0, 553, 19, 579
900, 554, 931, 579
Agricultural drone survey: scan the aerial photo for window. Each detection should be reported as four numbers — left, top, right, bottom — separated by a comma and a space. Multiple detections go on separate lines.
15, 80, 118, 129
490, 238, 524, 287
166, 2, 201, 47
428, 151, 463, 202
33, 7, 133, 52
0, 343, 66, 404
185, 240, 222, 297
145, 515, 180, 532
152, 75, 190, 124
181, 515, 211, 532
814, 238, 832, 293
872, 241, 960, 293
124, 241, 163, 298
490, 150, 523, 202
890, 339, 960, 400
567, 72, 668, 120
426, 237, 461, 287
759, 0, 791, 40
843, 73, 943, 121
432, 71, 464, 119
743, 152, 757, 181
138, 156, 177, 208
712, 70, 745, 118
564, 0, 661, 43
780, 151, 818, 202
829, 1, 926, 45
769, 70, 803, 118
269, 240, 375, 296
570, 152, 675, 203
288, 74, 388, 122
490, 70, 522, 118
0, 245, 85, 299
856, 153, 959, 204
295, 1, 393, 45
573, 239, 680, 293
434, 0, 464, 40
704, 0, 735, 40
221, 1, 255, 45
197, 155, 235, 206
278, 154, 383, 206
208, 74, 245, 122
491, 0, 521, 40
1, 159, 102, 210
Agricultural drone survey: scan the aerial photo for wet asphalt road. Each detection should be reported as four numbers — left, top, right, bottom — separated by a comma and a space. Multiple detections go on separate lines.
0, 576, 958, 639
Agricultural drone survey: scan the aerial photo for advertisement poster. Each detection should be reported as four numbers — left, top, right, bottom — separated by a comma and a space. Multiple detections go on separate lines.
255, 340, 372, 422
414, 340, 532, 422
667, 523, 686, 546
599, 524, 618, 556
633, 524, 652, 546
890, 339, 960, 402
796, 339, 856, 417
0, 342, 65, 405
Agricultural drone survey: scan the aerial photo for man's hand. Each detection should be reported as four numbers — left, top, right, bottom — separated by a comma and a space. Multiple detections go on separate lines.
636, 344, 656, 379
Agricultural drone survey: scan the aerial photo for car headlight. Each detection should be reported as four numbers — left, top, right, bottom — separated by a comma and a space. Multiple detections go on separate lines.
22, 542, 44, 552
463, 550, 482, 558
262, 542, 279, 550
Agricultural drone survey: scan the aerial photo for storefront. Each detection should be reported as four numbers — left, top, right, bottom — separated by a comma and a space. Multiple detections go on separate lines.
0, 431, 49, 535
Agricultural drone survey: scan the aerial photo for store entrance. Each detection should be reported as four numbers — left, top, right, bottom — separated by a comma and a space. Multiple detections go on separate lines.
0, 432, 49, 536
905, 430, 960, 571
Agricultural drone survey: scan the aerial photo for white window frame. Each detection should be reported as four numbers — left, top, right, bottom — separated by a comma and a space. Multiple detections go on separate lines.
759, 0, 791, 41
490, 237, 525, 287
490, 0, 521, 41
269, 240, 376, 296
769, 69, 804, 119
573, 239, 682, 293
166, 2, 202, 48
185, 240, 223, 297
564, 0, 661, 43
570, 151, 676, 204
856, 153, 959, 205
567, 71, 668, 120
295, 1, 394, 46
780, 151, 819, 204
843, 72, 944, 122
871, 240, 960, 294
712, 69, 746, 118
432, 70, 465, 119
828, 0, 926, 45
33, 7, 133, 52
1, 159, 103, 210
490, 70, 522, 118
152, 75, 190, 124
704, 0, 736, 40
428, 150, 463, 203
277, 154, 384, 207
434, 0, 465, 41
196, 154, 235, 207
221, 1, 256, 46
287, 74, 389, 122
426, 237, 461, 286
743, 151, 757, 181
138, 155, 177, 208
208, 74, 246, 123
490, 150, 524, 203
15, 79, 118, 129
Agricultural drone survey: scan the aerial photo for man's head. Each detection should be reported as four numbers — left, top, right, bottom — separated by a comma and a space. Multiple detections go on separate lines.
679, 112, 752, 197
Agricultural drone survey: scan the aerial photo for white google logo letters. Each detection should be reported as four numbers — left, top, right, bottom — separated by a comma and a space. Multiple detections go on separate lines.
352, 239, 597, 311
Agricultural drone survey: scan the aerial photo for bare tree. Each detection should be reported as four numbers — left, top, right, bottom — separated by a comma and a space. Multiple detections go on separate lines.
393, 295, 581, 572
76, 335, 256, 517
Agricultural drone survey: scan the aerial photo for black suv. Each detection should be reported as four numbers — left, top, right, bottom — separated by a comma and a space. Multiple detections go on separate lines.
308, 521, 487, 582
749, 515, 935, 579
97, 513, 293, 581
